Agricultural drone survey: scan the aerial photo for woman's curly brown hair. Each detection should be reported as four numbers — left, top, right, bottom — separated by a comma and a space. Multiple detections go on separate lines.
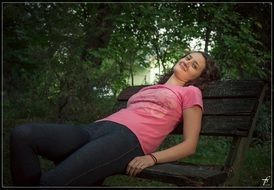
158, 51, 221, 90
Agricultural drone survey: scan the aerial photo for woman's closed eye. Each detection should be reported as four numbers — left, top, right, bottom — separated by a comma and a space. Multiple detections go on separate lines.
185, 56, 191, 61
192, 63, 198, 70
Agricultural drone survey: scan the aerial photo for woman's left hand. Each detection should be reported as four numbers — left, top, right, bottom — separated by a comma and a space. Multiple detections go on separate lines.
126, 155, 155, 177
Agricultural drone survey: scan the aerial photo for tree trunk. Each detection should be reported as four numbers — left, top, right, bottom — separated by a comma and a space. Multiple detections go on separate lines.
81, 4, 122, 65
204, 26, 211, 53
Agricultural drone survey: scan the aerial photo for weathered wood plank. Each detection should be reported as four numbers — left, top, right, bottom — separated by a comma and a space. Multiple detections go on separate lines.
171, 115, 251, 136
112, 101, 127, 112
202, 80, 264, 98
203, 98, 257, 115
136, 163, 228, 186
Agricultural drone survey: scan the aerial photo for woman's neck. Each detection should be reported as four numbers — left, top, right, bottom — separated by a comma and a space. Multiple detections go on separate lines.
165, 74, 186, 86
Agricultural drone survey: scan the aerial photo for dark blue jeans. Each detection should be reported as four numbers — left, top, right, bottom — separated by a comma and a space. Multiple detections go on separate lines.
10, 121, 144, 186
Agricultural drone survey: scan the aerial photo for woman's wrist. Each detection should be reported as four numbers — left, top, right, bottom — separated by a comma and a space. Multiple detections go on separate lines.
148, 153, 157, 164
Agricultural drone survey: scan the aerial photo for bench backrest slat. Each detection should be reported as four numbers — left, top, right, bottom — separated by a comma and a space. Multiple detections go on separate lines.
117, 80, 264, 100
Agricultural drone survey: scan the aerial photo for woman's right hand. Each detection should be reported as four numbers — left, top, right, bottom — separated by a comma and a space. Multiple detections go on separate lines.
126, 155, 156, 177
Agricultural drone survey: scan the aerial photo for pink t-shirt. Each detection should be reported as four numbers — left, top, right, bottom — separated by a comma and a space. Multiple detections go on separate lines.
97, 84, 203, 154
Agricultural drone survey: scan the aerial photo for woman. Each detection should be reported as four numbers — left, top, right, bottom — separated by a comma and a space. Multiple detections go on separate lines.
10, 51, 220, 186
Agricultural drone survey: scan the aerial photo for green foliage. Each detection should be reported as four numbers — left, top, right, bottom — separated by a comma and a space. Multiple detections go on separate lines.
3, 3, 127, 125
3, 3, 271, 126
208, 4, 271, 80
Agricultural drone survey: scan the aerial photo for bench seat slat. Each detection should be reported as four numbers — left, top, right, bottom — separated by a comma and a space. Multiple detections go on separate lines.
137, 162, 228, 186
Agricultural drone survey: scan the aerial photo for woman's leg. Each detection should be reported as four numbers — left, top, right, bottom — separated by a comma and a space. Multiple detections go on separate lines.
10, 123, 91, 186
39, 121, 144, 186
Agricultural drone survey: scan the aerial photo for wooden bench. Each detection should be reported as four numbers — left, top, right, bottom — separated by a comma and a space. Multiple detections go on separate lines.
111, 80, 267, 186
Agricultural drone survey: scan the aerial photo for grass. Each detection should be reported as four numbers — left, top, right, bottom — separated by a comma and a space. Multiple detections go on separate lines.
2, 128, 271, 187
238, 140, 271, 187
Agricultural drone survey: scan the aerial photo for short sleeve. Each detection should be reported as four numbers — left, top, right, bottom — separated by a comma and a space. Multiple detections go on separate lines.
182, 86, 204, 111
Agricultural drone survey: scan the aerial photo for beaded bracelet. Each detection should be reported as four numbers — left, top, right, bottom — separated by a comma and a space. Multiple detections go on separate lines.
149, 154, 157, 164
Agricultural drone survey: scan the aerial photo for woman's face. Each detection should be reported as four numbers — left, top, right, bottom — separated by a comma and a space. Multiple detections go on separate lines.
173, 52, 206, 83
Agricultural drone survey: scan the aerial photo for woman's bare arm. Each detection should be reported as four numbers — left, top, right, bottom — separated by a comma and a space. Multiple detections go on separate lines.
126, 106, 202, 176
151, 105, 202, 163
